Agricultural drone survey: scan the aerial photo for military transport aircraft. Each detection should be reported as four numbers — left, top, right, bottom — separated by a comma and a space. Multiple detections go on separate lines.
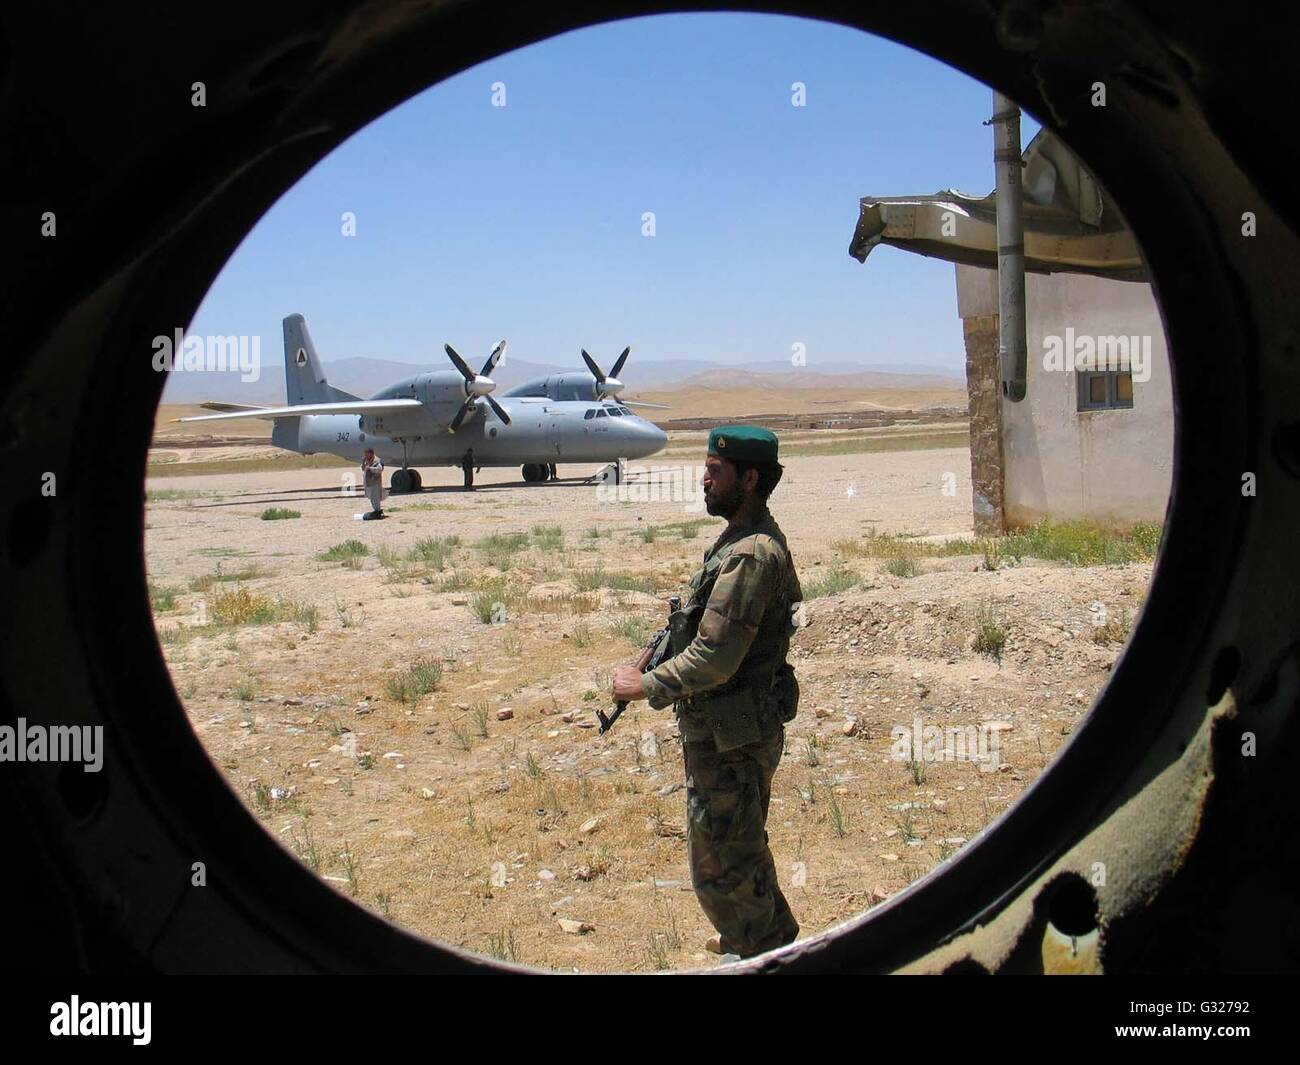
178, 314, 669, 490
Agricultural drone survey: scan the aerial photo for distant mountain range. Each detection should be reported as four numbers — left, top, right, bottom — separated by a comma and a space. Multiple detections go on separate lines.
160, 353, 964, 405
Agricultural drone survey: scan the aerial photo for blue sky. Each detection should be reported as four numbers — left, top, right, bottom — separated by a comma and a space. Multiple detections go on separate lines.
188, 11, 1040, 378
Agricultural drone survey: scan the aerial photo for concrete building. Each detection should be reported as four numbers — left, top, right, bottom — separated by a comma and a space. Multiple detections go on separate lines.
850, 128, 1173, 533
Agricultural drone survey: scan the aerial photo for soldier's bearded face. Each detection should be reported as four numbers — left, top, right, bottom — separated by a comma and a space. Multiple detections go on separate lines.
703, 458, 745, 517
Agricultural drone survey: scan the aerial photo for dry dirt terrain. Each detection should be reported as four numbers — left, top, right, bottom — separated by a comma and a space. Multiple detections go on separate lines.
144, 432, 1153, 972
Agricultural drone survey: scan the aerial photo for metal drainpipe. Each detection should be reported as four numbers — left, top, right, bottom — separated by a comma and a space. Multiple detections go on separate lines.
992, 90, 1027, 401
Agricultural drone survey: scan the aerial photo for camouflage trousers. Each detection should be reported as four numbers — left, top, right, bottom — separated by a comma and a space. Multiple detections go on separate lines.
681, 726, 799, 958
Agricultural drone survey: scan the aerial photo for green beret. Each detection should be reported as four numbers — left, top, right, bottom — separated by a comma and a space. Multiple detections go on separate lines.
708, 425, 779, 464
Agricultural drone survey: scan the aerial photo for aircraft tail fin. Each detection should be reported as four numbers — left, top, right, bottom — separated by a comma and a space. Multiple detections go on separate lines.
283, 314, 360, 405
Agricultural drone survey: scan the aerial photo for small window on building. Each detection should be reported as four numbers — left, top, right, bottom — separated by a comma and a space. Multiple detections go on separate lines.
1077, 370, 1135, 411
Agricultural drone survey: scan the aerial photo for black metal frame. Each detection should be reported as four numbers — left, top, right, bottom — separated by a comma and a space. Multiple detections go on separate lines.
2, 1, 1297, 974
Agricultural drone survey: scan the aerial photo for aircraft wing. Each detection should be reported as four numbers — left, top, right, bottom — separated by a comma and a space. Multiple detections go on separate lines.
175, 398, 424, 423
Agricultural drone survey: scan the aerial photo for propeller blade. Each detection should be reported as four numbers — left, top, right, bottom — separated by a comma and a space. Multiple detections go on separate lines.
485, 395, 512, 426
609, 346, 630, 379
479, 340, 507, 378
448, 400, 472, 433
444, 344, 475, 383
580, 349, 606, 384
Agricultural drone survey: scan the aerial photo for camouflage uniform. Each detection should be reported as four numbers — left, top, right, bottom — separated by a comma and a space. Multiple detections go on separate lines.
642, 504, 802, 957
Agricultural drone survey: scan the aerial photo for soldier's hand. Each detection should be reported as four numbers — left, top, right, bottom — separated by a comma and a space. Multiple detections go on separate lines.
612, 666, 646, 702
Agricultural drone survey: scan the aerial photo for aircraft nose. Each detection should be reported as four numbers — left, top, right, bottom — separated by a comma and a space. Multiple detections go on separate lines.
627, 419, 668, 457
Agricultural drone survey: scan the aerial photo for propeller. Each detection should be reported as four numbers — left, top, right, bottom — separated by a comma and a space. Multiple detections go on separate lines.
444, 341, 511, 432
579, 346, 670, 409
580, 347, 631, 399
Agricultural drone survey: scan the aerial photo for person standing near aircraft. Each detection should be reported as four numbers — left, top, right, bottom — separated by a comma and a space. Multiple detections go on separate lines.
612, 426, 802, 960
361, 447, 384, 519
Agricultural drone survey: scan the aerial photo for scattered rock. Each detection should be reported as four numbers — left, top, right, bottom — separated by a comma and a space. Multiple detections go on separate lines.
579, 816, 603, 835
496, 708, 514, 721
656, 782, 683, 797
354, 700, 373, 716
573, 865, 595, 881
879, 853, 899, 862
558, 918, 594, 935
639, 730, 659, 760
282, 697, 303, 706
871, 886, 889, 903
421, 788, 435, 799
841, 718, 859, 737
538, 869, 556, 882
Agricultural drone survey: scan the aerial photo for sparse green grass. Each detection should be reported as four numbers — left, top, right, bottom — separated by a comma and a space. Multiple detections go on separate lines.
148, 582, 178, 612
803, 566, 860, 599
531, 524, 564, 551
973, 599, 1008, 662
471, 591, 507, 624
407, 535, 460, 570
835, 520, 1163, 568
318, 539, 369, 562
187, 563, 270, 593
612, 614, 651, 647
477, 531, 530, 570
385, 657, 443, 703
827, 784, 846, 838
885, 555, 918, 578
145, 487, 203, 502
471, 702, 490, 738
485, 929, 521, 963
635, 525, 661, 543
234, 678, 256, 701
259, 507, 300, 520
574, 568, 655, 593
571, 620, 592, 647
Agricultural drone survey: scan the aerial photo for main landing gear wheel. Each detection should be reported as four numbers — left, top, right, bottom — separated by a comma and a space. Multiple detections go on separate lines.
522, 463, 549, 483
390, 468, 420, 493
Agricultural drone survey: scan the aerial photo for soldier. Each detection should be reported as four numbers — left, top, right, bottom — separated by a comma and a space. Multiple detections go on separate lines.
612, 425, 802, 960
361, 447, 384, 519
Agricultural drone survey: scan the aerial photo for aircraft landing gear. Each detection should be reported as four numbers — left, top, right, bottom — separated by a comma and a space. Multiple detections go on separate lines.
391, 468, 421, 493
461, 451, 475, 490
522, 463, 550, 483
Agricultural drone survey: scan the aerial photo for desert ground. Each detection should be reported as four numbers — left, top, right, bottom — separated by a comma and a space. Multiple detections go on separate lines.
144, 413, 1155, 972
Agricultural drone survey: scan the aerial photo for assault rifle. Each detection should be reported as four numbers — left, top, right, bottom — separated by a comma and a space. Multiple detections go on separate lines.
598, 596, 679, 734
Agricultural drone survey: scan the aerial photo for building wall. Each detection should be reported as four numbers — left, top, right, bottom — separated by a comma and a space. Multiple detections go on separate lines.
955, 264, 1174, 529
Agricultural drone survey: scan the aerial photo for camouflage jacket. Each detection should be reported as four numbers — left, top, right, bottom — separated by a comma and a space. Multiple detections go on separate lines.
641, 505, 802, 750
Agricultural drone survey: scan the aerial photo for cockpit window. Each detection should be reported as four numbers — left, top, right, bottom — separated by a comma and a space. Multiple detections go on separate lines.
596, 409, 607, 418
607, 407, 623, 416
618, 406, 632, 415
584, 408, 596, 420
